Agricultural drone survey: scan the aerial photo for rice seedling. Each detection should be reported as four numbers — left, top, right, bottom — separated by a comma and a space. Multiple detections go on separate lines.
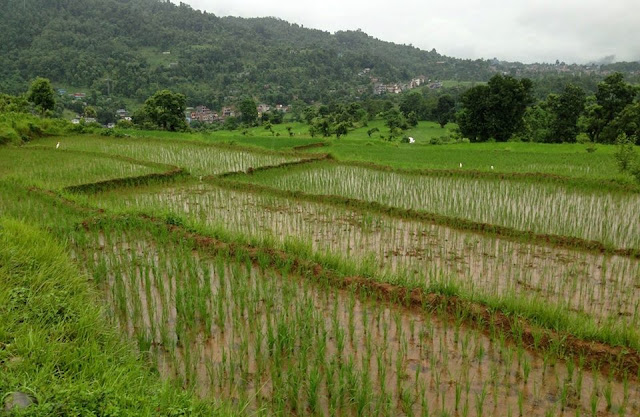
63, 219, 640, 416
26, 135, 304, 176
234, 162, 640, 250
5, 128, 640, 417
87, 181, 640, 335
0, 147, 160, 189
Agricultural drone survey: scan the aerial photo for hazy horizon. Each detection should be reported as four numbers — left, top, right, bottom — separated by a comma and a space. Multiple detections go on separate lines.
171, 0, 639, 65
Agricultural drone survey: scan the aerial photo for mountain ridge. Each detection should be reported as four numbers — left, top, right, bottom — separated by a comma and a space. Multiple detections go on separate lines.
0, 0, 638, 107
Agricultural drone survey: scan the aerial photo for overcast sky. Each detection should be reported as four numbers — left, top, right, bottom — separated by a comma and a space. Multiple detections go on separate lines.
172, 0, 639, 64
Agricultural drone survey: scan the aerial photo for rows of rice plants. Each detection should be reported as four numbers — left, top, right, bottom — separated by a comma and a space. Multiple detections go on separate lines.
234, 163, 640, 250
0, 147, 160, 188
332, 142, 634, 182
87, 182, 640, 339
28, 136, 304, 176
6, 134, 640, 416
69, 220, 640, 416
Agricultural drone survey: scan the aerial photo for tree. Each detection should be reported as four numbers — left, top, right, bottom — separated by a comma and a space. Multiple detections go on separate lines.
433, 95, 455, 128
407, 111, 419, 127
548, 84, 586, 143
614, 133, 637, 172
589, 73, 638, 143
83, 106, 97, 118
457, 75, 533, 142
314, 118, 332, 137
366, 127, 379, 137
457, 85, 491, 142
303, 107, 316, 124
27, 77, 55, 114
224, 116, 239, 131
238, 97, 258, 125
399, 92, 426, 118
601, 102, 640, 143
383, 108, 406, 131
596, 73, 637, 124
334, 122, 349, 139
0, 93, 30, 113
270, 110, 284, 124
521, 104, 553, 142
142, 89, 187, 131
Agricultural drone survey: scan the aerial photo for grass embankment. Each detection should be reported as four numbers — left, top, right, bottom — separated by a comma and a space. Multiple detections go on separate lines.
0, 113, 72, 146
0, 217, 233, 416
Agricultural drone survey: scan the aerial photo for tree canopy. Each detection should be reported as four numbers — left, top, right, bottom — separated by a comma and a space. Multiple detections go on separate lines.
457, 75, 533, 142
27, 77, 55, 114
141, 89, 187, 131
238, 98, 258, 125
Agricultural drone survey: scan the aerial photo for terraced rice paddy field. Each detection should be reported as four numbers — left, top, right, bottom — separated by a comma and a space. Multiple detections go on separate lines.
2, 134, 640, 416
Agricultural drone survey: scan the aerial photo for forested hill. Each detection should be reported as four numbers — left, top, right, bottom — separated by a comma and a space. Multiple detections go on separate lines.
1, 0, 638, 107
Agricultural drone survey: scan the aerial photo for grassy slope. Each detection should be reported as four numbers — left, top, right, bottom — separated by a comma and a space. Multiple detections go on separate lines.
0, 217, 233, 416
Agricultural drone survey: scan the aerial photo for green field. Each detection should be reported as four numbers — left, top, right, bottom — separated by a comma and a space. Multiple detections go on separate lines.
117, 121, 636, 184
2, 129, 640, 416
0, 147, 162, 188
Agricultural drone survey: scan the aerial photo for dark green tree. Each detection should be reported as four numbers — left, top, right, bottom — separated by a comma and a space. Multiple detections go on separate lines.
270, 110, 284, 124
142, 89, 187, 131
83, 106, 98, 118
407, 111, 419, 127
457, 85, 491, 142
521, 103, 553, 142
313, 118, 332, 137
596, 73, 637, 124
0, 94, 30, 113
334, 122, 349, 139
548, 84, 586, 143
399, 92, 426, 118
27, 77, 55, 114
433, 95, 455, 128
383, 108, 406, 131
238, 98, 258, 125
601, 102, 640, 143
588, 73, 638, 142
366, 127, 379, 137
458, 75, 533, 142
303, 107, 316, 124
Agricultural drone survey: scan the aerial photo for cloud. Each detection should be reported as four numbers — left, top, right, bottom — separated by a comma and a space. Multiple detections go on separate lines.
177, 0, 640, 64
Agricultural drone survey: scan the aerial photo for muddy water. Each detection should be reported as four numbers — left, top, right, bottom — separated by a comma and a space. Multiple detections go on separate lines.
73, 229, 640, 417
91, 184, 640, 328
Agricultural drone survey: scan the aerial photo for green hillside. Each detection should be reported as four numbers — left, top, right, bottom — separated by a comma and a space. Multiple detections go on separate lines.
2, 0, 638, 110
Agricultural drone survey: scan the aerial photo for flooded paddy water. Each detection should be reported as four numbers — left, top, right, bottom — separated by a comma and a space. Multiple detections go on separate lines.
89, 183, 640, 329
70, 225, 640, 416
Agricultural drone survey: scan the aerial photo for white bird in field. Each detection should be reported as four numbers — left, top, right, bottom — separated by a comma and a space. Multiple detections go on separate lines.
408, 137, 415, 144
459, 162, 462, 168
56, 142, 60, 149
491, 165, 494, 170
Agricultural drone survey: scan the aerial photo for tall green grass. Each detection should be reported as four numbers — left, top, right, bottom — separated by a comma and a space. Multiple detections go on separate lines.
0, 217, 234, 416
0, 113, 72, 145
